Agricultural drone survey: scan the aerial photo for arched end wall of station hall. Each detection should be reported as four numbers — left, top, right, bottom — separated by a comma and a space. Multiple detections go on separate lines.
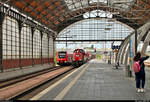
57, 18, 134, 35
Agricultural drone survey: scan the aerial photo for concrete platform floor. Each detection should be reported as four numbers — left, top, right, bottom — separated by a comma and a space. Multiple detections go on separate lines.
0, 64, 54, 81
31, 59, 150, 100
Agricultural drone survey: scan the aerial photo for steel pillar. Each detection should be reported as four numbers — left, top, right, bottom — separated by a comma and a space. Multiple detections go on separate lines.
0, 12, 5, 72
53, 37, 55, 66
31, 27, 35, 66
18, 20, 22, 69
48, 35, 50, 64
135, 29, 137, 54
40, 31, 43, 65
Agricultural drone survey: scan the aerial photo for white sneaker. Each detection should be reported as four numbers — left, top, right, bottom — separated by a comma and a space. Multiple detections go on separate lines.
141, 88, 145, 93
137, 88, 141, 93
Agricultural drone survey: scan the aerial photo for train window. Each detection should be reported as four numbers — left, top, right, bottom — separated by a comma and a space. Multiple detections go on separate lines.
74, 49, 85, 53
59, 52, 66, 58
80, 49, 85, 53
73, 49, 78, 53
80, 49, 83, 53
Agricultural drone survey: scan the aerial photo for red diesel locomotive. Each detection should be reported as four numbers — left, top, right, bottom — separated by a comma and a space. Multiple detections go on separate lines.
57, 51, 73, 66
72, 49, 88, 67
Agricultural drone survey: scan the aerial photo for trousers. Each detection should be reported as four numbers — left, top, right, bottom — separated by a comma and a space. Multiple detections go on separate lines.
135, 72, 145, 88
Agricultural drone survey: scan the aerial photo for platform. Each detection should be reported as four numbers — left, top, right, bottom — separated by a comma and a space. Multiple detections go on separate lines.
0, 64, 53, 81
31, 59, 150, 100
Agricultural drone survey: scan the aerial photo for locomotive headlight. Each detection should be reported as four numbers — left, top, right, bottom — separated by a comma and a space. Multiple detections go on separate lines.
76, 55, 79, 57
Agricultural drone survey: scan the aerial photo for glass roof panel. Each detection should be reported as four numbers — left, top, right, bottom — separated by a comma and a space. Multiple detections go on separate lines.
109, 0, 135, 11
64, 0, 135, 11
56, 19, 134, 50
57, 19, 133, 41
89, 0, 108, 4
64, 0, 88, 11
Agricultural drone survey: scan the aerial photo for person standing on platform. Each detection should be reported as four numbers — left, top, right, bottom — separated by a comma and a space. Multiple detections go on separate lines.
133, 52, 149, 93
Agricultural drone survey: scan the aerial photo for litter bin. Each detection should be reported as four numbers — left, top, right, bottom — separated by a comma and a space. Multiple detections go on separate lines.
126, 65, 130, 77
126, 65, 132, 77
108, 60, 111, 64
129, 70, 132, 77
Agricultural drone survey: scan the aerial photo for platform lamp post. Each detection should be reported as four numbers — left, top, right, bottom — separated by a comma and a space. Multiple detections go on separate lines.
111, 41, 114, 64
65, 35, 77, 48
62, 30, 70, 49
56, 30, 70, 49
65, 35, 68, 48
64, 31, 78, 49
59, 30, 78, 49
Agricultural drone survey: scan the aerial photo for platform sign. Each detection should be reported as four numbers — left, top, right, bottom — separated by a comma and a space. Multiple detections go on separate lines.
129, 39, 133, 58
111, 45, 120, 50
116, 46, 120, 50
112, 46, 115, 50
104, 51, 108, 54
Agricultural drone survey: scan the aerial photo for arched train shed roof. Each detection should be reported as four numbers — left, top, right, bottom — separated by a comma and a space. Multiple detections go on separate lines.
2, 0, 150, 33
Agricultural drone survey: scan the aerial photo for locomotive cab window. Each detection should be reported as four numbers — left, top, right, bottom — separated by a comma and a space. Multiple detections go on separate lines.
80, 49, 85, 53
74, 49, 84, 53
59, 52, 66, 58
73, 49, 78, 53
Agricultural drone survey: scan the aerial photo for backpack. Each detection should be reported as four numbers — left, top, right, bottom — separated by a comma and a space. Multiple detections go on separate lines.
133, 61, 141, 73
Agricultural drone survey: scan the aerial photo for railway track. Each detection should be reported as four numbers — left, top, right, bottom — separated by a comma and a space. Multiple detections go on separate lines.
0, 66, 73, 100
14, 68, 76, 100
0, 66, 61, 88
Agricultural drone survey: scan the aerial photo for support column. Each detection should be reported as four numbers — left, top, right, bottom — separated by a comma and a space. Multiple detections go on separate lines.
53, 37, 55, 67
0, 12, 5, 72
40, 31, 43, 65
135, 29, 137, 54
48, 35, 50, 64
109, 51, 111, 64
31, 27, 35, 66
18, 20, 22, 69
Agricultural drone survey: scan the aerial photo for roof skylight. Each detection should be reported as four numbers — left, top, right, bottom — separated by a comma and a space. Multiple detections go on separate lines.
89, 0, 107, 4
64, 0, 135, 12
